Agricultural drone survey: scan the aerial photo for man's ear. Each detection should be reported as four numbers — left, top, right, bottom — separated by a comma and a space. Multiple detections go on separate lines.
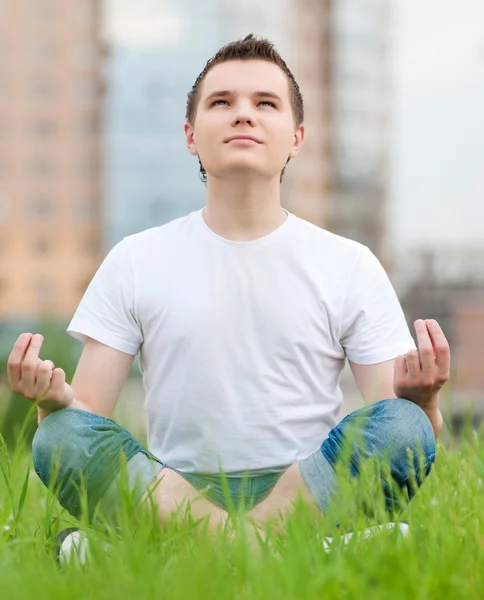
289, 123, 304, 158
185, 123, 198, 156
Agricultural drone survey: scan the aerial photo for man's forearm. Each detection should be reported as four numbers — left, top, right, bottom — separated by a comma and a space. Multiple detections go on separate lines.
422, 406, 443, 439
37, 398, 94, 425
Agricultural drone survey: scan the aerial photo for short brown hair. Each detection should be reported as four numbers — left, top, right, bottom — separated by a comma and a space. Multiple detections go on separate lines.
186, 34, 304, 184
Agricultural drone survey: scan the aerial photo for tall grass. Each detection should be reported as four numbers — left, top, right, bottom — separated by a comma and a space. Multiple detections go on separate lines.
0, 402, 484, 599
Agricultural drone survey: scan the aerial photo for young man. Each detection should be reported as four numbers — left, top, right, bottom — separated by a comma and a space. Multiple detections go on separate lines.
8, 35, 449, 541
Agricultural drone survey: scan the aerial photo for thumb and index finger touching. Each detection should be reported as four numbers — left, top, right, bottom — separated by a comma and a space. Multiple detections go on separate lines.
394, 319, 451, 381
7, 332, 57, 389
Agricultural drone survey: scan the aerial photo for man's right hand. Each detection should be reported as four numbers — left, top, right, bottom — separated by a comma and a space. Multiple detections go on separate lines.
7, 333, 74, 413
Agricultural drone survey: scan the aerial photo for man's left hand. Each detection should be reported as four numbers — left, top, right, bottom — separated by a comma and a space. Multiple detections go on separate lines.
393, 319, 451, 411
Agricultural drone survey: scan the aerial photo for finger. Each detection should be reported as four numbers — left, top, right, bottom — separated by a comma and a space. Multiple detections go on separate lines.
49, 368, 66, 400
414, 319, 435, 374
35, 361, 55, 399
406, 350, 421, 378
394, 354, 407, 380
21, 334, 44, 390
7, 333, 33, 389
426, 319, 451, 379
393, 355, 408, 393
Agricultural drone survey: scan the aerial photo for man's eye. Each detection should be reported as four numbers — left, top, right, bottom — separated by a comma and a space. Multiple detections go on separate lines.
210, 100, 276, 107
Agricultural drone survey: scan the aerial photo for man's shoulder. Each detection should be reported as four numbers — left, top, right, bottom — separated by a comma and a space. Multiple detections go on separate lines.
123, 210, 199, 249
290, 213, 368, 257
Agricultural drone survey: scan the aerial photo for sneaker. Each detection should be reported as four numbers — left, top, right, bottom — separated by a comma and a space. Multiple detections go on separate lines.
321, 522, 409, 552
55, 528, 90, 566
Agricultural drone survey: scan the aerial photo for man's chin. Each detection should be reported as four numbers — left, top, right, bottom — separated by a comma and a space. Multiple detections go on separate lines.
208, 163, 269, 180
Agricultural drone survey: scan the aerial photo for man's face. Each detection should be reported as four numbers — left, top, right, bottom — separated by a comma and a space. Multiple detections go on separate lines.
185, 60, 304, 181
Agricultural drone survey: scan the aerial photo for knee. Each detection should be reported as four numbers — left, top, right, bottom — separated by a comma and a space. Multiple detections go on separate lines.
376, 398, 436, 477
32, 408, 92, 486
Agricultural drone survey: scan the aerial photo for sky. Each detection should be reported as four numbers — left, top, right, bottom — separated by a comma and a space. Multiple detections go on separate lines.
104, 0, 484, 254
391, 0, 484, 252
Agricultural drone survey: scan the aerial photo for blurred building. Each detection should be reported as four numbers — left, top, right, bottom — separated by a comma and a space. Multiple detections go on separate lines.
215, 0, 391, 258
399, 248, 484, 424
286, 0, 332, 229
0, 0, 105, 322
328, 0, 391, 257
103, 0, 218, 251
0, 0, 392, 327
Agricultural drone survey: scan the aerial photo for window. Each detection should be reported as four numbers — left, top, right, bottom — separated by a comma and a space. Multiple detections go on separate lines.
78, 161, 98, 180
29, 196, 53, 219
29, 1, 55, 20
31, 119, 56, 138
76, 198, 98, 222
76, 82, 98, 106
0, 190, 10, 220
33, 237, 51, 255
30, 158, 53, 177
75, 43, 97, 67
28, 41, 54, 62
30, 80, 54, 100
77, 115, 100, 137
34, 279, 53, 302
81, 234, 100, 256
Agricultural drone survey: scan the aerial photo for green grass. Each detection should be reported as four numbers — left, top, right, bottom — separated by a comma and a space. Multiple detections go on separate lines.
1, 415, 484, 599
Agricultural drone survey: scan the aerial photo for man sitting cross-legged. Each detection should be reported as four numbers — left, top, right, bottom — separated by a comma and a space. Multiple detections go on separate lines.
7, 35, 449, 554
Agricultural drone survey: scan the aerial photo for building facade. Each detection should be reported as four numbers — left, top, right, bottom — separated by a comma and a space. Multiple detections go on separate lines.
0, 0, 104, 322
0, 0, 392, 327
103, 0, 221, 251
327, 0, 391, 257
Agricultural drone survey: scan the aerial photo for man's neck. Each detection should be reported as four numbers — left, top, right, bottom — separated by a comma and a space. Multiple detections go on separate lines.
203, 176, 287, 242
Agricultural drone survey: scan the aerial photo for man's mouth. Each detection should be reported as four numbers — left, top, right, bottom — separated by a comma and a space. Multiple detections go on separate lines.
225, 135, 262, 144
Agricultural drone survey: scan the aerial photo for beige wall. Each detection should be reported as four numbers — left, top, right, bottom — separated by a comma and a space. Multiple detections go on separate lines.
283, 0, 333, 228
0, 0, 104, 321
454, 301, 484, 391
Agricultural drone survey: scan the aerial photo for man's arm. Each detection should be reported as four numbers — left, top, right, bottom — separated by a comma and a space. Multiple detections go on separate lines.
38, 337, 135, 423
348, 358, 395, 406
348, 319, 450, 439
349, 357, 443, 438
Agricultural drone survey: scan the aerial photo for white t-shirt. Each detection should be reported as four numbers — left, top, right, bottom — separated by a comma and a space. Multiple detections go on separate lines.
67, 209, 415, 475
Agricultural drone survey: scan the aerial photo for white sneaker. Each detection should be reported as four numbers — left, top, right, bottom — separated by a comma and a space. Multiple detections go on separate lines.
55, 528, 90, 566
322, 522, 410, 552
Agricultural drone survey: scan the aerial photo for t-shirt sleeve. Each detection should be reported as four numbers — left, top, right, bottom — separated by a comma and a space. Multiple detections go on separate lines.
340, 246, 416, 365
66, 239, 142, 355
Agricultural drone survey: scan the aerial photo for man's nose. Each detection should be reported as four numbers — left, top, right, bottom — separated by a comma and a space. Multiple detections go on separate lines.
233, 116, 254, 126
231, 104, 256, 127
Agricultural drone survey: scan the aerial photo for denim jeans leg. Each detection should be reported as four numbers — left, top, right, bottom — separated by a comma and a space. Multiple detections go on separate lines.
32, 408, 162, 520
300, 398, 436, 515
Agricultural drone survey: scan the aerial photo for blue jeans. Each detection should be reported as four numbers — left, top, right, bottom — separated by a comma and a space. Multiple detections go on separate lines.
32, 398, 435, 521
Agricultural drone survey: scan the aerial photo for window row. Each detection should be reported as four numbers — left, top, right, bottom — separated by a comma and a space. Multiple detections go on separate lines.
0, 2, 95, 26
0, 194, 99, 221
0, 158, 101, 178
0, 80, 104, 104
0, 277, 93, 301
0, 41, 102, 66
0, 116, 101, 137
0, 235, 100, 256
